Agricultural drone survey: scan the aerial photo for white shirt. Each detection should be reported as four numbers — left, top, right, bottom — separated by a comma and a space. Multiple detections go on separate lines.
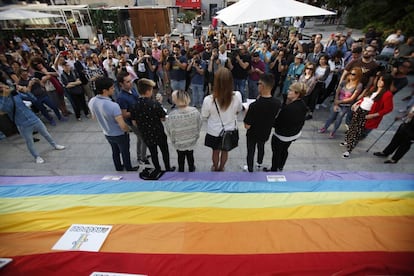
201, 91, 243, 136
102, 58, 119, 80
360, 92, 378, 111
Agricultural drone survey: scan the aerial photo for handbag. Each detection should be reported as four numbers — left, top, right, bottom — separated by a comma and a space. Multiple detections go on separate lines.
214, 99, 239, 151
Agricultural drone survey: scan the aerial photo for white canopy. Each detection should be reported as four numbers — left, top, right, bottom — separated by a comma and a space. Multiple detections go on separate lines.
216, 0, 335, 26
0, 8, 61, 20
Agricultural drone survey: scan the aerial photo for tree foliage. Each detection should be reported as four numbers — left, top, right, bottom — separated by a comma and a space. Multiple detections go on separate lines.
323, 0, 414, 37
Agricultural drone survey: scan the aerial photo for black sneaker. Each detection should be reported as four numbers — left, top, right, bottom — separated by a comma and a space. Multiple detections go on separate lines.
126, 166, 140, 171
166, 166, 176, 172
138, 159, 151, 165
33, 137, 40, 143
373, 152, 387, 157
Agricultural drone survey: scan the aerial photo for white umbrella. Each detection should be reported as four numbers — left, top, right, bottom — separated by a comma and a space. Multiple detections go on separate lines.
0, 8, 61, 20
216, 0, 335, 26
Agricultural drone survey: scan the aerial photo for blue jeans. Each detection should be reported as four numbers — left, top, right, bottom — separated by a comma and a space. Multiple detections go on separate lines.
105, 133, 133, 171
17, 120, 57, 158
323, 105, 351, 134
170, 80, 186, 91
37, 95, 62, 120
131, 125, 148, 161
191, 83, 204, 107
248, 79, 259, 99
234, 78, 247, 102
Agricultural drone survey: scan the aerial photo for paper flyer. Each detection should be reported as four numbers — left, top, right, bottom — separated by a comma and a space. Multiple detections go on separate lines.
90, 273, 147, 276
242, 98, 256, 110
52, 224, 112, 252
0, 258, 12, 269
101, 175, 123, 181
266, 175, 287, 182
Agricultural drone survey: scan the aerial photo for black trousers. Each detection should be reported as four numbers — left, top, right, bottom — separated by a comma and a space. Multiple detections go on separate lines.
71, 92, 89, 119
382, 123, 413, 161
147, 138, 171, 171
271, 135, 293, 171
177, 150, 195, 172
246, 135, 265, 172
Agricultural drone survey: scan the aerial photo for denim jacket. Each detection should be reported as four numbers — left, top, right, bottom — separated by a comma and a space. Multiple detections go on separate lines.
0, 92, 40, 127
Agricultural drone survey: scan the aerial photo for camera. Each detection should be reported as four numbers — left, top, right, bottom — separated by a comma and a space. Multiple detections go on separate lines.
230, 48, 240, 59
167, 55, 175, 62
389, 57, 407, 68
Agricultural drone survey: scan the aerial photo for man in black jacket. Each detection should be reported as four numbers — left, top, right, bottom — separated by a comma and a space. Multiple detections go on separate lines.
243, 74, 281, 172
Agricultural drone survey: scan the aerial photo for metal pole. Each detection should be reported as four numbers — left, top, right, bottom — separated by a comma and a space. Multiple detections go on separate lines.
366, 120, 397, 152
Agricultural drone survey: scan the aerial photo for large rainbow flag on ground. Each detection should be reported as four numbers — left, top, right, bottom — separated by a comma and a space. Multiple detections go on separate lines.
1, 171, 414, 275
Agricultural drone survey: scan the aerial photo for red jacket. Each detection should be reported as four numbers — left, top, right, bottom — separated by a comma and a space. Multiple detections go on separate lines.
365, 90, 393, 129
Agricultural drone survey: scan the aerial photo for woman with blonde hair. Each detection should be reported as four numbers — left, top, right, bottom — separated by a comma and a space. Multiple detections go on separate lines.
319, 67, 363, 138
201, 67, 242, 171
265, 81, 308, 172
165, 90, 202, 172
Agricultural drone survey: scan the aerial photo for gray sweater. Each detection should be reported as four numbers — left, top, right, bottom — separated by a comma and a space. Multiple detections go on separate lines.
165, 107, 202, 151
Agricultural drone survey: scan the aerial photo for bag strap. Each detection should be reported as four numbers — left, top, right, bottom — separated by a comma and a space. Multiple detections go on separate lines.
213, 98, 225, 129
214, 98, 237, 130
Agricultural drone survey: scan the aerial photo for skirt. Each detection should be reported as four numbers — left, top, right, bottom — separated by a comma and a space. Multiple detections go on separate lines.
204, 133, 222, 150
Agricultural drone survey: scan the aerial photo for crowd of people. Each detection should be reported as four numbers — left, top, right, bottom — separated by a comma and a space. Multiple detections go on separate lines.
0, 22, 413, 171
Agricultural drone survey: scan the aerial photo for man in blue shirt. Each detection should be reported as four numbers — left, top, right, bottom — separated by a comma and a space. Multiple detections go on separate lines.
116, 71, 150, 165
88, 77, 138, 171
0, 81, 65, 164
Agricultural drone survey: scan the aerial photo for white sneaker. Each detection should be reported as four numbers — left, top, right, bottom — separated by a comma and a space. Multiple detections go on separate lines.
242, 165, 248, 172
54, 145, 65, 150
339, 142, 348, 147
342, 151, 350, 158
35, 156, 45, 164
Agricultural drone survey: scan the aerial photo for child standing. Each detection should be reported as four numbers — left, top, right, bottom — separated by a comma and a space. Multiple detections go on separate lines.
165, 90, 202, 172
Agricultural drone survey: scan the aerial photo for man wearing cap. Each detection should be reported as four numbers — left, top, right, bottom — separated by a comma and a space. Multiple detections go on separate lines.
88, 77, 138, 172
131, 78, 175, 172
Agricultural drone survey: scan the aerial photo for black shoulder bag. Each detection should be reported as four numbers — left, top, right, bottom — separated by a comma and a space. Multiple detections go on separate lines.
214, 98, 239, 151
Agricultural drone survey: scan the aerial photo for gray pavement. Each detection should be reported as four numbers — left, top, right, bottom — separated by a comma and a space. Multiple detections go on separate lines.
0, 21, 413, 176
0, 81, 413, 176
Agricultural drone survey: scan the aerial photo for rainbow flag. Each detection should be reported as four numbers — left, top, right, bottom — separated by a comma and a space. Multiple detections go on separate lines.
1, 171, 414, 275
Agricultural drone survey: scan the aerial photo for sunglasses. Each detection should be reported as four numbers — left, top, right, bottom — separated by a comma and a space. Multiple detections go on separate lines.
306, 67, 313, 70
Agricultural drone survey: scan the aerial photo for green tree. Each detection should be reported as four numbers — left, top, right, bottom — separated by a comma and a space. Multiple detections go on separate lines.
324, 0, 414, 36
